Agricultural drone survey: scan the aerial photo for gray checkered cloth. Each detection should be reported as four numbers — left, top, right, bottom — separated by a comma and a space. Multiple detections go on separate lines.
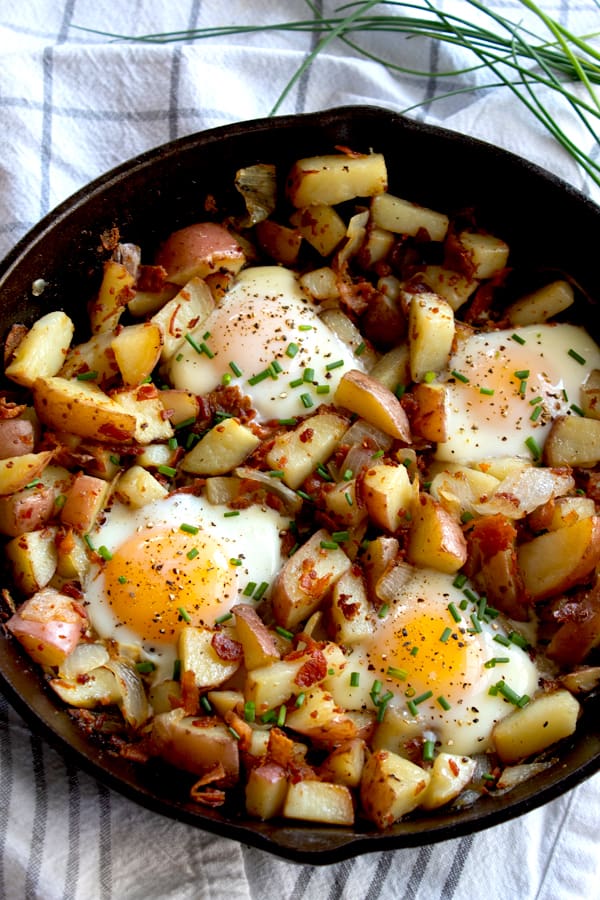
1, 3, 599, 899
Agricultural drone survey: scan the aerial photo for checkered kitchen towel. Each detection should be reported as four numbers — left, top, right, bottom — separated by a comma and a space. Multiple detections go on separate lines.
1, 3, 599, 899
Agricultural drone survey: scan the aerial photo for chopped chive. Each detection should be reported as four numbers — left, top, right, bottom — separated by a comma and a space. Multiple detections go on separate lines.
509, 631, 530, 650
316, 384, 330, 394
228, 725, 241, 741
277, 705, 287, 727
186, 432, 198, 449
244, 701, 256, 723
24, 478, 41, 490
479, 386, 495, 396
461, 510, 475, 524
229, 557, 243, 566
378, 603, 389, 619
484, 657, 511, 668
453, 573, 467, 588
570, 403, 585, 416
478, 595, 488, 619
172, 659, 181, 681
200, 341, 214, 359
84, 533, 95, 551
387, 666, 408, 681
482, 773, 497, 783
343, 468, 353, 481
222, 372, 232, 386
568, 348, 586, 365
178, 607, 191, 624
493, 633, 511, 647
463, 588, 479, 604
328, 668, 335, 676
423, 739, 436, 762
332, 530, 349, 543
109, 454, 121, 465
286, 342, 299, 358
296, 489, 313, 501
158, 465, 177, 477
186, 547, 199, 560
344, 491, 353, 506
136, 661, 156, 674
423, 370, 436, 383
514, 369, 530, 379
261, 709, 277, 723
377, 691, 394, 722
326, 359, 344, 371
278, 417, 298, 426
271, 359, 283, 374
76, 370, 98, 381
350, 671, 360, 687
519, 379, 528, 397
299, 324, 312, 331
440, 627, 453, 643
289, 377, 304, 388
175, 352, 183, 362
320, 539, 339, 550
562, 388, 569, 402
530, 404, 543, 422
180, 523, 199, 534
243, 581, 257, 597
371, 449, 385, 459
168, 437, 178, 450
459, 598, 468, 610
370, 680, 382, 702
174, 415, 197, 430
494, 680, 521, 705
316, 463, 333, 481
268, 469, 285, 479
517, 694, 531, 708
410, 646, 419, 657
98, 545, 112, 561
355, 341, 366, 356
248, 369, 270, 386
200, 696, 212, 714
395, 383, 406, 399
437, 696, 451, 711
470, 613, 483, 633
118, 575, 128, 584
215, 612, 233, 624
447, 602, 461, 623
303, 367, 315, 383
229, 361, 242, 377
451, 369, 470, 383
529, 395, 543, 405
224, 509, 240, 518
405, 687, 416, 698
267, 363, 279, 379
300, 393, 313, 409
295, 692, 306, 707
184, 333, 203, 354
511, 333, 526, 345
413, 691, 433, 705
275, 625, 294, 640
525, 436, 542, 460
407, 700, 419, 716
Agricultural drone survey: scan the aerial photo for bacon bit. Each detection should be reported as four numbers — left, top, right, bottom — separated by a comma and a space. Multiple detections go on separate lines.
211, 631, 243, 661
267, 727, 295, 768
449, 758, 460, 777
299, 427, 314, 445
168, 304, 182, 337
180, 669, 200, 715
465, 513, 517, 566
0, 395, 26, 419
98, 422, 133, 441
299, 558, 330, 598
100, 227, 120, 252
334, 144, 364, 159
136, 264, 168, 292
117, 742, 152, 764
190, 762, 228, 807
224, 710, 252, 749
294, 649, 327, 688
135, 383, 159, 401
337, 593, 361, 621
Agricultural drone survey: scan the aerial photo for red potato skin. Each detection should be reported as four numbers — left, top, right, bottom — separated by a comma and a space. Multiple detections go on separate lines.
0, 483, 56, 537
7, 588, 87, 667
154, 223, 246, 285
0, 418, 35, 459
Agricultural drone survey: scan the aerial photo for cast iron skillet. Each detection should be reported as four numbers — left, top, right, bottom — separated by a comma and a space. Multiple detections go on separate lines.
0, 106, 599, 864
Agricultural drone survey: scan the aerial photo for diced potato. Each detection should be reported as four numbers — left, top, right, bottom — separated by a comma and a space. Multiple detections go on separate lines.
181, 417, 260, 476
205, 689, 244, 718
371, 193, 448, 242
429, 465, 500, 518
544, 414, 600, 467
151, 277, 215, 362
244, 653, 314, 714
55, 529, 91, 582
34, 376, 136, 443
265, 410, 348, 490
319, 738, 366, 787
330, 568, 373, 645
179, 625, 242, 689
492, 690, 580, 763
334, 370, 411, 441
0, 450, 54, 497
231, 604, 281, 670
369, 344, 411, 393
507, 280, 574, 326
148, 679, 182, 715
154, 223, 245, 286
111, 322, 163, 386
360, 750, 430, 829
455, 232, 509, 279
420, 753, 477, 810
410, 383, 448, 442
547, 589, 600, 666
408, 293, 455, 383
517, 515, 600, 602
6, 526, 59, 595
407, 492, 467, 574
49, 667, 121, 707
323, 479, 367, 528
360, 226, 395, 268
361, 535, 400, 600
528, 495, 596, 532
318, 308, 379, 371
581, 369, 600, 420
152, 707, 239, 781
114, 465, 169, 508
289, 205, 347, 256
271, 528, 352, 629
0, 482, 55, 537
285, 686, 368, 747
135, 443, 176, 470
299, 267, 339, 301
111, 386, 174, 444
127, 282, 179, 317
418, 265, 477, 311
60, 332, 119, 382
287, 152, 387, 208
283, 780, 355, 826
6, 586, 85, 667
5, 311, 74, 388
89, 261, 135, 333
255, 220, 303, 266
158, 389, 199, 427
245, 762, 288, 820
60, 472, 110, 532
363, 463, 415, 531
371, 705, 422, 757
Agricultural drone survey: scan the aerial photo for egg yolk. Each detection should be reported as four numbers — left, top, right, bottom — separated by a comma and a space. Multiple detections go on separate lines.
366, 606, 485, 702
101, 526, 237, 645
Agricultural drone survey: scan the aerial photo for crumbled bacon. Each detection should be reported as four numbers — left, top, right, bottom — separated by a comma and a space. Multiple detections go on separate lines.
294, 649, 327, 688
211, 631, 243, 661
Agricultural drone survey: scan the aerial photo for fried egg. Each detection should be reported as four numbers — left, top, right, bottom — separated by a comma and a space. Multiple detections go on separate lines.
436, 323, 600, 463
84, 493, 288, 680
168, 266, 364, 422
329, 568, 539, 755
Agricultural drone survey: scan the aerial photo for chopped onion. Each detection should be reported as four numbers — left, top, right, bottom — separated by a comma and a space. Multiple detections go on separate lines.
234, 466, 303, 513
495, 760, 556, 793
59, 642, 110, 680
474, 467, 575, 518
234, 164, 277, 226
104, 658, 149, 728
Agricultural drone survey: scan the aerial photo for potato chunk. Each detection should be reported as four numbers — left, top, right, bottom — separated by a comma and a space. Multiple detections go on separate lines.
407, 493, 467, 574
7, 586, 86, 667
517, 515, 600, 601
5, 311, 74, 387
181, 417, 260, 476
334, 370, 411, 441
507, 279, 574, 326
33, 377, 136, 443
111, 322, 163, 386
420, 753, 477, 810
544, 414, 600, 467
360, 750, 430, 829
283, 780, 355, 826
371, 193, 448, 242
492, 690, 580, 763
408, 293, 455, 383
154, 223, 245, 286
286, 153, 387, 208
152, 708, 239, 781
265, 410, 348, 490
0, 450, 54, 497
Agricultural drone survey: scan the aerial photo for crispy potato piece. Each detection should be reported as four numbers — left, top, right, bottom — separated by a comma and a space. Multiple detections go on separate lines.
111, 387, 174, 444
0, 450, 54, 497
245, 762, 288, 820
368, 344, 411, 393
492, 690, 580, 763
151, 276, 215, 362
271, 528, 352, 629
244, 652, 317, 714
407, 493, 467, 574
231, 604, 281, 671
363, 463, 415, 531
410, 383, 448, 442
127, 282, 179, 317
5, 311, 74, 387
55, 529, 91, 582
289, 205, 347, 256
111, 322, 163, 386
60, 472, 110, 533
455, 231, 509, 279
181, 417, 260, 476
154, 223, 245, 286
518, 515, 600, 602
420, 753, 477, 810
6, 526, 59, 595
135, 443, 176, 470
265, 410, 348, 490
286, 153, 387, 208
49, 667, 121, 708
34, 376, 136, 443
152, 708, 240, 781
360, 750, 430, 829
283, 780, 355, 826
370, 193, 448, 241
6, 586, 85, 667
114, 465, 169, 508
255, 219, 303, 266
334, 370, 411, 441
158, 389, 199, 427
544, 414, 600, 467
323, 479, 367, 528
547, 585, 600, 666
330, 568, 373, 645
507, 279, 574, 326
319, 739, 366, 788
179, 625, 242, 689
528, 495, 596, 532
89, 261, 135, 334
285, 686, 370, 748
418, 265, 477, 311
408, 293, 455, 383
60, 331, 119, 383
580, 369, 600, 420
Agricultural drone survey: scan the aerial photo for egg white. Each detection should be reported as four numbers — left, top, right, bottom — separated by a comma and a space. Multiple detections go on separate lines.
83, 492, 288, 681
168, 266, 365, 422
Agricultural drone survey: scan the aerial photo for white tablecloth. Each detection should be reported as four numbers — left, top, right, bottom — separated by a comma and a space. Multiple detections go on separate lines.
1, 3, 599, 898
